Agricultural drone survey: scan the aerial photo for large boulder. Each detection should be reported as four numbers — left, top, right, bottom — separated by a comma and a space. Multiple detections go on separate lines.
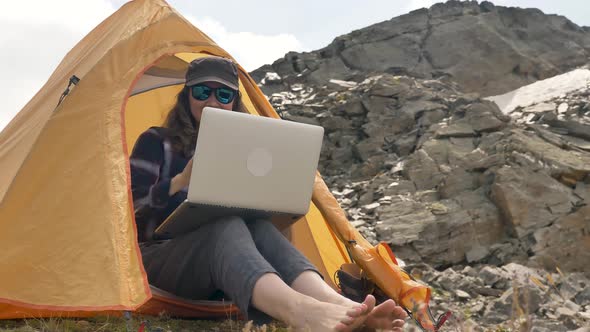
490, 165, 578, 238
530, 205, 590, 274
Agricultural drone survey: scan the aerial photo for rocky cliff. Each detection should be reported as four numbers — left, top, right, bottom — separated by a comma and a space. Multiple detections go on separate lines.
265, 70, 590, 331
252, 0, 590, 97
250, 1, 590, 330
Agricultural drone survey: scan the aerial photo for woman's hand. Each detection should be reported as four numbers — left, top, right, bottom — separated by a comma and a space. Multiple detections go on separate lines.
169, 158, 193, 195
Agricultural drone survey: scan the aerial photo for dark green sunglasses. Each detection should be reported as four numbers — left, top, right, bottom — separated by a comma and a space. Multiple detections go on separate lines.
190, 84, 237, 104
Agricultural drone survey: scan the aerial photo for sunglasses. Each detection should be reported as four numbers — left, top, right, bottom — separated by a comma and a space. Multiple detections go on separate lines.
190, 84, 237, 104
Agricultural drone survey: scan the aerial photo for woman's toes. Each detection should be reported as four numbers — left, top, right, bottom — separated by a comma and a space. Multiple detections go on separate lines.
345, 303, 367, 318
392, 318, 405, 328
392, 306, 408, 320
362, 295, 376, 314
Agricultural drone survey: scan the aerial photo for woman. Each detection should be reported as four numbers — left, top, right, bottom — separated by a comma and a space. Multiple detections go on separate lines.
130, 56, 407, 331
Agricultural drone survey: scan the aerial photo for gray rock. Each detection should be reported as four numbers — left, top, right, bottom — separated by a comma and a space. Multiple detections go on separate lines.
438, 167, 477, 198
486, 241, 529, 268
574, 182, 590, 203
575, 313, 590, 325
382, 180, 416, 196
455, 289, 471, 300
319, 115, 353, 133
435, 121, 476, 138
507, 129, 590, 185
465, 246, 490, 263
490, 165, 577, 238
564, 300, 581, 312
545, 119, 590, 141
402, 149, 444, 190
418, 109, 448, 127
361, 202, 380, 213
556, 306, 577, 319
352, 140, 384, 162
501, 263, 544, 287
462, 265, 478, 277
523, 102, 557, 114
437, 268, 462, 291
466, 102, 509, 132
479, 266, 504, 287
470, 301, 485, 315
376, 207, 434, 245
283, 114, 321, 126
339, 99, 366, 116
575, 288, 590, 306
530, 320, 570, 332
474, 286, 504, 297
530, 205, 590, 275
559, 280, 582, 302
464, 150, 505, 171
569, 328, 590, 332
391, 131, 418, 156
484, 286, 543, 323
402, 100, 447, 119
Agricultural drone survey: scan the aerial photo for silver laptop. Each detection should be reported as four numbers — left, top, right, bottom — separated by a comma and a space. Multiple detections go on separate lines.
154, 107, 324, 237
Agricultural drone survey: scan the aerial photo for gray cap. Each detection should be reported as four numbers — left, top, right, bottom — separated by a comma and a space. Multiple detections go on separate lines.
185, 56, 239, 90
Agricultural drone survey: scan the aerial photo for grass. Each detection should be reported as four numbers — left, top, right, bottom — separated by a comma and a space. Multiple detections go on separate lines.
1, 267, 584, 332
0, 316, 289, 332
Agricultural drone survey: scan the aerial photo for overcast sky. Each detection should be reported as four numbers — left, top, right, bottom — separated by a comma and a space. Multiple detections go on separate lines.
1, 0, 589, 131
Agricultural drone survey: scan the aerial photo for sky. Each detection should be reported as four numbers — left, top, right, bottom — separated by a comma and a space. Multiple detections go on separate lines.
1, 0, 589, 131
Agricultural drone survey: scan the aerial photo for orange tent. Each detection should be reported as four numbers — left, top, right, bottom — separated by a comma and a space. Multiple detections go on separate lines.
0, 0, 433, 326
0, 0, 353, 319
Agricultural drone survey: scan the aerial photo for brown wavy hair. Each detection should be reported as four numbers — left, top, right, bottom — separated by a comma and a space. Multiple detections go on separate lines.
163, 86, 246, 157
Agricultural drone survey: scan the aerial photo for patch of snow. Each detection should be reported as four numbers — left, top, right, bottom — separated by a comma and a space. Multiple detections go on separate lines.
290, 84, 304, 92
522, 102, 556, 113
260, 72, 281, 85
487, 68, 590, 114
265, 72, 281, 80
329, 79, 358, 88
524, 113, 536, 123
557, 102, 569, 114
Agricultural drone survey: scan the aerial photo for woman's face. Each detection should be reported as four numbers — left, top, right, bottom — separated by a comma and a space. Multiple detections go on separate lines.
188, 81, 235, 123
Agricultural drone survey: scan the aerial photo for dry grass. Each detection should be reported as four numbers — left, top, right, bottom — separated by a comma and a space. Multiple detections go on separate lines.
1, 266, 585, 332
0, 316, 289, 332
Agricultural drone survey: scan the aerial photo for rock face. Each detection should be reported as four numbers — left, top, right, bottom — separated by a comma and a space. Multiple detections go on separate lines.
263, 74, 590, 329
252, 1, 590, 97
265, 73, 590, 280
271, 70, 590, 275
248, 2, 590, 330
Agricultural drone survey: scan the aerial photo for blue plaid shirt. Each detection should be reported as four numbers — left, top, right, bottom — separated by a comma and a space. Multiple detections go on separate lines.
130, 127, 192, 241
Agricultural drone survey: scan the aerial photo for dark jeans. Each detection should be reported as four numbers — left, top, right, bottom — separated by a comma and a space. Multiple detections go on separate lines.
139, 216, 319, 318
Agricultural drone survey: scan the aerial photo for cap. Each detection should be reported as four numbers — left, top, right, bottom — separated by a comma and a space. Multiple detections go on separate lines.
185, 56, 239, 90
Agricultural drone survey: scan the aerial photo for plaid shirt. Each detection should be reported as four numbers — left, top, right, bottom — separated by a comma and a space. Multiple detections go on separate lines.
130, 127, 192, 241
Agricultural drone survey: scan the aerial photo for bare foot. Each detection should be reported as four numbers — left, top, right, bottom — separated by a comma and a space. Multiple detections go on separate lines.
290, 297, 370, 332
339, 295, 375, 330
364, 299, 408, 331
337, 295, 408, 331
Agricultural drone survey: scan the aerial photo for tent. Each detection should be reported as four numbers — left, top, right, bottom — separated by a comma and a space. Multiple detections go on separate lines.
0, 0, 354, 319
0, 0, 437, 327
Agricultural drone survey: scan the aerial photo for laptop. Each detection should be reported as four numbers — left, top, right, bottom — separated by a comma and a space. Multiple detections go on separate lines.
154, 106, 324, 238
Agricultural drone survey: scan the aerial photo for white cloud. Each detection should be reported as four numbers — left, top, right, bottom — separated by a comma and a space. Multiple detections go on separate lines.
0, 4, 307, 131
186, 16, 308, 71
0, 0, 116, 131
403, 0, 441, 12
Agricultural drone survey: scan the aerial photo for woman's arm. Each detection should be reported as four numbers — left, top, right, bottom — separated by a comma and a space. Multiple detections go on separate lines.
129, 129, 170, 212
168, 158, 193, 196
